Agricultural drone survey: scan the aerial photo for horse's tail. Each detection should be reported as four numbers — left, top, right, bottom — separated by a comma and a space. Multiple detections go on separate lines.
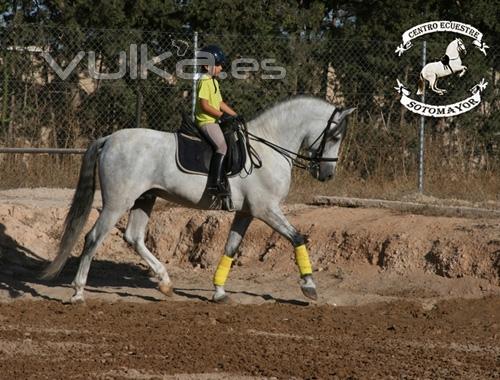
41, 137, 108, 280
416, 73, 425, 95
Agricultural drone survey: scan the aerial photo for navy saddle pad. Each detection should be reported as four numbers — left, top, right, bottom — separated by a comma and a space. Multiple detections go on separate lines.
175, 128, 247, 177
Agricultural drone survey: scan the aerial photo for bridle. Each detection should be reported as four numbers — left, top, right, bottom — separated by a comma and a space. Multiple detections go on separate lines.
240, 108, 346, 175
450, 39, 466, 60
457, 39, 466, 55
307, 108, 346, 175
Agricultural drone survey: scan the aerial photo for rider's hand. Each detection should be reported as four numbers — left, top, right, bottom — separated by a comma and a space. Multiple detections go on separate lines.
234, 114, 245, 125
219, 112, 234, 125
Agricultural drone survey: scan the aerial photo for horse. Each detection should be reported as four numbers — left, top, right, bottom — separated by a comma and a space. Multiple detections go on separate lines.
417, 38, 467, 96
41, 96, 355, 304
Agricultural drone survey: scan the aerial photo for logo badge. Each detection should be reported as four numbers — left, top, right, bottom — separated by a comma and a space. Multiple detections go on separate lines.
395, 21, 490, 117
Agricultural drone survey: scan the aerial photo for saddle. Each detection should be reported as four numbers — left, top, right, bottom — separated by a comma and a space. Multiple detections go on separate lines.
440, 54, 454, 74
175, 114, 247, 177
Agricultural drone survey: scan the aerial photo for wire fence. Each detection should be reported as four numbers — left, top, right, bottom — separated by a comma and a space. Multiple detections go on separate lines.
0, 24, 499, 201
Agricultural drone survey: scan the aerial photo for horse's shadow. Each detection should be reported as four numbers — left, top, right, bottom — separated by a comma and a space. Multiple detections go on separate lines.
0, 223, 50, 298
0, 223, 159, 302
173, 287, 310, 306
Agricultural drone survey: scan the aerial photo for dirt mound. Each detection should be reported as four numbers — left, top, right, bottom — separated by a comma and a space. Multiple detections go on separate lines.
133, 205, 500, 284
0, 189, 499, 305
1, 201, 499, 284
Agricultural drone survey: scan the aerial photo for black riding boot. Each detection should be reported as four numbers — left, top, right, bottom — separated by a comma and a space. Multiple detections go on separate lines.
207, 153, 233, 210
207, 153, 229, 194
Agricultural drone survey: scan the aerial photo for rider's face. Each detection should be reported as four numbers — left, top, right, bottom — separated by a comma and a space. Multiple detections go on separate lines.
205, 64, 223, 77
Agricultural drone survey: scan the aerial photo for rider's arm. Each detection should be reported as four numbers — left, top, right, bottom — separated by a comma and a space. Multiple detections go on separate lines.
200, 99, 223, 118
220, 101, 237, 116
200, 99, 237, 119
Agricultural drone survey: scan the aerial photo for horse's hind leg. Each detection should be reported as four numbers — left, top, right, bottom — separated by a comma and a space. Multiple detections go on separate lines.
257, 206, 317, 301
124, 194, 173, 296
71, 207, 124, 303
212, 212, 253, 303
430, 76, 446, 95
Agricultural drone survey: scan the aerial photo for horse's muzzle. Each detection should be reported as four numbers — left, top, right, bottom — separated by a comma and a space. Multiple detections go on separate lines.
318, 172, 334, 182
309, 161, 336, 182
317, 165, 335, 182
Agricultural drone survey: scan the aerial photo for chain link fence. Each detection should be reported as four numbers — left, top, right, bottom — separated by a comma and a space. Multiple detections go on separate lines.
0, 24, 499, 202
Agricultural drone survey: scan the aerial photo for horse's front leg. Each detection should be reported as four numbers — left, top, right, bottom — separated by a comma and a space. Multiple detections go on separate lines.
258, 206, 317, 301
212, 212, 253, 303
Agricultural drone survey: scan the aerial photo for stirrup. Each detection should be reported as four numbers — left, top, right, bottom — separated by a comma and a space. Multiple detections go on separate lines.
221, 194, 234, 211
208, 193, 234, 211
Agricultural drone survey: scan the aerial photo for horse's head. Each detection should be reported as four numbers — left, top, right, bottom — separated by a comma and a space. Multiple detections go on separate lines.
305, 107, 356, 182
456, 38, 467, 56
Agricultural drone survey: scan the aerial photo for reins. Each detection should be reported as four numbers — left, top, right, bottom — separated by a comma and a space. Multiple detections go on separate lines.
236, 108, 344, 174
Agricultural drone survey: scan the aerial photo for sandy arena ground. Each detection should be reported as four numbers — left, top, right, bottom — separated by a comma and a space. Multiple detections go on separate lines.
0, 188, 499, 379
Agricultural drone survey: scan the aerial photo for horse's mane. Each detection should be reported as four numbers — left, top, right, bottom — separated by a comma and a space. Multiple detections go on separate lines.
249, 96, 334, 137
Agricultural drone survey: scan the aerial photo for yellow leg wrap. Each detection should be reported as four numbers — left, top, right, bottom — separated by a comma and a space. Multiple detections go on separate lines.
295, 244, 312, 277
213, 255, 233, 286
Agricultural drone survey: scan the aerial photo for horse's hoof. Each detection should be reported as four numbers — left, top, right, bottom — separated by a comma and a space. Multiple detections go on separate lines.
301, 285, 318, 301
159, 281, 174, 297
70, 296, 85, 305
212, 293, 231, 304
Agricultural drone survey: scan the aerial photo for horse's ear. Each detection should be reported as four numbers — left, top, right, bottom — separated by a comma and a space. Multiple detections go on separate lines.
342, 107, 356, 117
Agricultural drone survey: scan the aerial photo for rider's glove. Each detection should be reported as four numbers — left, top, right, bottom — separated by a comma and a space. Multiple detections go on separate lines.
219, 112, 234, 126
234, 114, 245, 125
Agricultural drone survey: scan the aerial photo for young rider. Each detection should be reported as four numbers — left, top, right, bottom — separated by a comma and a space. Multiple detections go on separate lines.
195, 45, 239, 210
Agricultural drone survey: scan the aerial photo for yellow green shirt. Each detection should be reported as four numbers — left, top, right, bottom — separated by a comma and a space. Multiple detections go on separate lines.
195, 74, 223, 126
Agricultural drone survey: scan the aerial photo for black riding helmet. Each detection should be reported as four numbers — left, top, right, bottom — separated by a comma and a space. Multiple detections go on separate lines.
198, 45, 226, 66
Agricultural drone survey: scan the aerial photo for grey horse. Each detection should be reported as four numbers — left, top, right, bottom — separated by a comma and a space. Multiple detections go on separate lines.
42, 96, 355, 303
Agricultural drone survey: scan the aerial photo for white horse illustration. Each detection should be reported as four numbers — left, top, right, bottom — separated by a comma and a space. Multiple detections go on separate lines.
417, 38, 467, 96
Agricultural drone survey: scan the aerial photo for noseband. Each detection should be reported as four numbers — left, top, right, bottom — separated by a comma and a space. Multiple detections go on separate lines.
308, 108, 345, 162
